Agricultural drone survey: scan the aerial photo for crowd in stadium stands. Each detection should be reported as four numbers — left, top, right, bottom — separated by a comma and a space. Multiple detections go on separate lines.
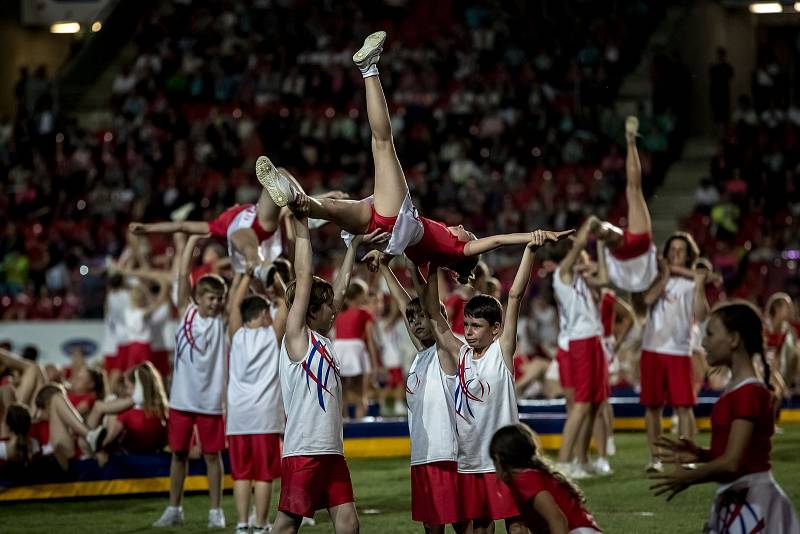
0, 0, 683, 320
683, 34, 800, 303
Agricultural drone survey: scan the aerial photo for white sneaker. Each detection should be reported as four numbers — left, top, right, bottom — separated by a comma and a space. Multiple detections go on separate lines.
252, 526, 272, 534
85, 426, 107, 454
256, 156, 295, 207
353, 31, 386, 69
625, 115, 639, 144
170, 202, 195, 222
569, 464, 594, 480
234, 525, 250, 534
301, 517, 316, 526
645, 459, 664, 473
153, 506, 185, 527
248, 506, 257, 527
593, 457, 613, 476
208, 508, 226, 529
606, 437, 616, 457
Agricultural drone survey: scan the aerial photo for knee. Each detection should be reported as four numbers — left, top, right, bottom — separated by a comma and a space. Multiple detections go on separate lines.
506, 520, 527, 534
172, 451, 189, 463
203, 452, 221, 466
371, 136, 393, 151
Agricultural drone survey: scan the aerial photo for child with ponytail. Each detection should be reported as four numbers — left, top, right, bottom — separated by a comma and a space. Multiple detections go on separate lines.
489, 424, 603, 534
650, 301, 800, 533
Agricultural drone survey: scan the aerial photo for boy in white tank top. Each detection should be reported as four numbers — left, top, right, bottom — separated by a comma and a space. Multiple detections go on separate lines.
153, 234, 229, 529
227, 269, 289, 534
363, 250, 461, 532
640, 232, 710, 473
272, 196, 385, 533
420, 230, 569, 534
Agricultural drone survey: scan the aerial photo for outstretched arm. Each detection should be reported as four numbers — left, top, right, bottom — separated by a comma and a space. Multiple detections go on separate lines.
367, 252, 425, 352
584, 240, 609, 289
332, 230, 388, 315
463, 230, 575, 258
558, 217, 597, 285
284, 213, 312, 361
693, 270, 710, 323
129, 221, 210, 236
227, 272, 254, 338
643, 258, 671, 307
177, 234, 204, 314
500, 231, 548, 368
418, 267, 462, 373
271, 273, 289, 345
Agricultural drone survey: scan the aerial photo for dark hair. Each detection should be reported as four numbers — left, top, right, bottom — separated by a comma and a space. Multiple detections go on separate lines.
195, 274, 227, 299
241, 294, 269, 323
489, 424, 585, 504
285, 276, 334, 321
108, 273, 124, 289
449, 255, 481, 286
405, 297, 447, 324
465, 294, 503, 326
6, 404, 32, 465
662, 232, 700, 268
270, 257, 294, 285
86, 368, 107, 399
544, 237, 573, 264
712, 301, 772, 390
35, 384, 65, 409
21, 345, 39, 362
344, 279, 368, 306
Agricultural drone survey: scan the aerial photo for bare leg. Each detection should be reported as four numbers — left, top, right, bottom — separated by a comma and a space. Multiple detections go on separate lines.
230, 228, 263, 270
169, 451, 189, 507
471, 518, 495, 534
558, 402, 590, 463
86, 397, 133, 428
364, 76, 408, 216
676, 406, 695, 439
592, 400, 610, 458
234, 480, 252, 527
254, 481, 273, 528
329, 501, 359, 534
272, 511, 302, 534
101, 416, 124, 447
645, 406, 663, 460
625, 126, 651, 235
574, 403, 600, 464
50, 393, 90, 437
16, 362, 45, 408
305, 197, 372, 235
47, 406, 76, 470
205, 452, 223, 509
505, 517, 528, 534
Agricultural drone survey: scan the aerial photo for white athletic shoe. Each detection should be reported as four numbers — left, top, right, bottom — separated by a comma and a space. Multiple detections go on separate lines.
593, 457, 613, 476
234, 524, 250, 534
571, 463, 594, 480
606, 437, 616, 457
625, 115, 639, 143
248, 505, 257, 527
170, 202, 195, 222
208, 508, 226, 529
251, 525, 272, 534
353, 31, 386, 69
255, 156, 295, 207
85, 426, 107, 454
153, 506, 185, 527
645, 459, 664, 473
301, 517, 316, 527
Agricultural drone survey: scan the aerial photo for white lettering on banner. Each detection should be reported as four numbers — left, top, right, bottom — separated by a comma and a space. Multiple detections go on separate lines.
0, 321, 105, 365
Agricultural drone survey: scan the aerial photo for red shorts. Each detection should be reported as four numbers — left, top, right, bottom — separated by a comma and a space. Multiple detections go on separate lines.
556, 348, 573, 389
125, 342, 152, 372
457, 472, 519, 520
387, 367, 404, 389
569, 337, 608, 404
167, 409, 225, 454
228, 434, 282, 481
411, 461, 461, 525
612, 230, 652, 260
640, 351, 696, 407
149, 349, 170, 377
278, 455, 355, 517
208, 204, 250, 238
104, 354, 121, 373
367, 205, 398, 233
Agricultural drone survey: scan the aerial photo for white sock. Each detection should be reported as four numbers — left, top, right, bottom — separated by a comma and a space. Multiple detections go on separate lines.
167, 505, 182, 513
360, 64, 379, 78
236, 523, 248, 529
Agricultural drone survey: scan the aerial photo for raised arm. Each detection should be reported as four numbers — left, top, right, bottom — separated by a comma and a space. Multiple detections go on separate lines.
584, 240, 609, 289
692, 269, 710, 323
613, 295, 636, 353
227, 272, 253, 338
368, 253, 425, 352
284, 214, 312, 361
558, 217, 597, 285
271, 273, 289, 345
643, 258, 671, 307
418, 266, 463, 364
463, 229, 575, 258
332, 229, 388, 315
500, 231, 548, 368
177, 234, 204, 313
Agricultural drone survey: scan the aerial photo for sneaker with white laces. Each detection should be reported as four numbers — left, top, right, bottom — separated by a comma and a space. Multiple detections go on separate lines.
255, 156, 295, 207
301, 517, 316, 527
625, 115, 639, 144
593, 457, 613, 476
353, 31, 386, 70
153, 506, 185, 528
645, 459, 664, 473
85, 426, 107, 454
208, 508, 226, 529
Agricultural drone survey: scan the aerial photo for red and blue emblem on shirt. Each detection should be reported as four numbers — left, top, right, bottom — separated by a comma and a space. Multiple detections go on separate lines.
454, 350, 490, 421
302, 333, 340, 412
174, 307, 209, 370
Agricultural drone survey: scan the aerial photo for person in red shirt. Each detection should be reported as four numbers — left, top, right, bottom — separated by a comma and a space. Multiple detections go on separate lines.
333, 280, 381, 419
445, 262, 490, 338
650, 301, 800, 532
67, 367, 106, 418
489, 424, 603, 534
257, 31, 573, 286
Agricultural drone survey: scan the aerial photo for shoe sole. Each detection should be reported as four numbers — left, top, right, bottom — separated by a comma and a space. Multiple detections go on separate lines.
625, 116, 640, 139
255, 155, 288, 207
353, 31, 386, 66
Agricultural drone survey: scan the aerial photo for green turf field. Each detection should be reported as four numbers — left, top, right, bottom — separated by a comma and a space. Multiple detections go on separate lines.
2, 425, 798, 533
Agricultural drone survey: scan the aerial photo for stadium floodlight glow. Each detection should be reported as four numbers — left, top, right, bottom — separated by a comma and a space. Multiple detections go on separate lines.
795, 2, 800, 10
749, 3, 783, 13
50, 22, 81, 33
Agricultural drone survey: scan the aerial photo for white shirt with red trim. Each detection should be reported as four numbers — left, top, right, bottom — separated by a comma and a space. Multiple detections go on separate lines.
227, 326, 285, 435
280, 329, 343, 457
553, 268, 603, 343
169, 304, 228, 414
642, 276, 695, 356
454, 339, 518, 473
406, 344, 458, 465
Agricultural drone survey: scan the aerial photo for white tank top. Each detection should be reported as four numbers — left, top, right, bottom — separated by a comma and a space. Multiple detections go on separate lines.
149, 303, 171, 351
227, 326, 285, 435
124, 307, 152, 344
454, 340, 518, 473
280, 330, 343, 457
406, 344, 458, 465
606, 244, 658, 292
556, 304, 569, 351
107, 290, 131, 346
553, 268, 603, 342
169, 304, 228, 414
642, 276, 695, 356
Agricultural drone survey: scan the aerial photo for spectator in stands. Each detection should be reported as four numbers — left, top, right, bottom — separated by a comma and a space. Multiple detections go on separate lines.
709, 48, 734, 125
